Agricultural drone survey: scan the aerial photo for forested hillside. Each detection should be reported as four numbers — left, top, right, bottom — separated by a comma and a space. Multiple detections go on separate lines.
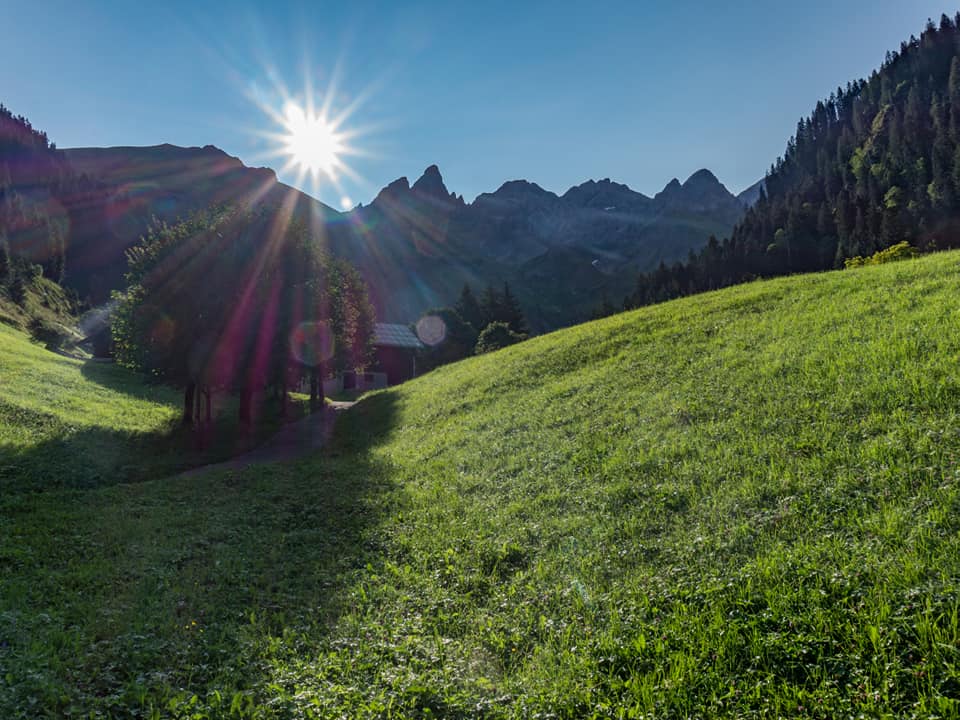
0, 106, 98, 334
629, 13, 960, 307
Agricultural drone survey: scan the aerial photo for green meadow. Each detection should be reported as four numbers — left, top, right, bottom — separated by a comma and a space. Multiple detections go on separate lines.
0, 322, 315, 494
3, 252, 960, 717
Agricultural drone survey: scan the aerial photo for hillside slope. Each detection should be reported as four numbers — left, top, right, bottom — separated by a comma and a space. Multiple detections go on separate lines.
4, 254, 960, 717
62, 144, 342, 303
0, 325, 308, 492
0, 323, 180, 490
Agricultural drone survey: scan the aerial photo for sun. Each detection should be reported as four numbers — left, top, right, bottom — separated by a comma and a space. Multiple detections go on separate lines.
281, 102, 344, 178
248, 69, 371, 203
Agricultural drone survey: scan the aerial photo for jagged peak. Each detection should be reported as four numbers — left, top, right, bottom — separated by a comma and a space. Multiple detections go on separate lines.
411, 164, 451, 198
654, 178, 682, 201
372, 176, 411, 205
565, 177, 631, 192
385, 176, 410, 192
490, 179, 553, 197
683, 168, 721, 187
561, 177, 652, 208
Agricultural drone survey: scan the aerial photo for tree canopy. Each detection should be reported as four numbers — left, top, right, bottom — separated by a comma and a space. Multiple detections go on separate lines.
112, 205, 374, 423
417, 280, 530, 369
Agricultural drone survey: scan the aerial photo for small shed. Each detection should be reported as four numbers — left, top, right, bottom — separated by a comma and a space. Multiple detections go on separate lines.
371, 322, 424, 385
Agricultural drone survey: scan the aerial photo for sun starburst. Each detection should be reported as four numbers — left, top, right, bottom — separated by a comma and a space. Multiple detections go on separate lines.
249, 68, 372, 209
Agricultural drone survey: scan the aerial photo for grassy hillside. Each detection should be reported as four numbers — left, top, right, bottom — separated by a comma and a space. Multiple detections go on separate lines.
0, 273, 79, 342
0, 325, 309, 492
0, 323, 181, 490
4, 253, 960, 717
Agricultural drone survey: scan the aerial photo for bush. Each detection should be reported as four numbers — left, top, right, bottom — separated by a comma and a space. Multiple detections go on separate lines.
845, 241, 918, 268
475, 321, 526, 354
28, 317, 71, 351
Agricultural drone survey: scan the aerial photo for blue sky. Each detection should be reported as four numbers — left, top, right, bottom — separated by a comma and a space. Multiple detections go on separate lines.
1, 1, 955, 209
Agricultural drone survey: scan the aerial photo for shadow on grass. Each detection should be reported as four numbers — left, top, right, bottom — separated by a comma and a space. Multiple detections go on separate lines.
0, 392, 404, 716
79, 359, 178, 404
0, 390, 316, 495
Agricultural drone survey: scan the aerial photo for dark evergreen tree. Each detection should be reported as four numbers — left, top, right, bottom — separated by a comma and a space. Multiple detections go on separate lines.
480, 283, 500, 328
416, 306, 479, 370
454, 283, 484, 331
590, 294, 617, 320
0, 234, 9, 283
498, 282, 528, 335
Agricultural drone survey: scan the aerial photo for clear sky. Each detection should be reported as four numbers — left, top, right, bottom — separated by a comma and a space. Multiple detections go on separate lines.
1, 0, 955, 209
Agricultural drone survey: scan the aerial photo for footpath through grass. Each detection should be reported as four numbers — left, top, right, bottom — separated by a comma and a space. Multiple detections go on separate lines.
4, 253, 960, 717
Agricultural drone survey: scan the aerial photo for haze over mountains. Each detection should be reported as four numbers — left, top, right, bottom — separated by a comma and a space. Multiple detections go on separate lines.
63, 143, 754, 330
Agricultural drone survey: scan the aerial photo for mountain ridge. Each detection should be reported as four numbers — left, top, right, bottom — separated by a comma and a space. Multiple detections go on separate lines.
57, 142, 750, 330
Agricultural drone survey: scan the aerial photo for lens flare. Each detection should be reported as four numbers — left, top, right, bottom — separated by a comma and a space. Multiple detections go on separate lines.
290, 321, 335, 367
416, 315, 447, 347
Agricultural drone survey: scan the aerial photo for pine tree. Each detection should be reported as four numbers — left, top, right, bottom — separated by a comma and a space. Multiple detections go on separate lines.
0, 234, 9, 284
454, 283, 484, 330
949, 57, 960, 141
480, 283, 500, 329
499, 282, 528, 335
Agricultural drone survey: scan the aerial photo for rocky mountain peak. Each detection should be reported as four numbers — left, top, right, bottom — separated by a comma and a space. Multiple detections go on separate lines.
562, 177, 650, 209
372, 176, 410, 205
683, 168, 722, 188
483, 179, 557, 203
411, 164, 450, 199
653, 178, 683, 204
680, 169, 737, 208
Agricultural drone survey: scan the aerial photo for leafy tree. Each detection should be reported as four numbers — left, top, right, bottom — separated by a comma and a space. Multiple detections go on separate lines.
113, 206, 374, 425
475, 321, 526, 354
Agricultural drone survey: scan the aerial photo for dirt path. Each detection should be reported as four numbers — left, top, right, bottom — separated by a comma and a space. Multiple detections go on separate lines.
179, 400, 355, 477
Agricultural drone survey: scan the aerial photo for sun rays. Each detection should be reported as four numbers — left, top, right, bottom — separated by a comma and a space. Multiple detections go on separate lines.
281, 102, 344, 178
248, 66, 373, 211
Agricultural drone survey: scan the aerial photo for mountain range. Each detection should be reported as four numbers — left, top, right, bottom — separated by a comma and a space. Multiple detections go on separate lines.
60, 143, 755, 330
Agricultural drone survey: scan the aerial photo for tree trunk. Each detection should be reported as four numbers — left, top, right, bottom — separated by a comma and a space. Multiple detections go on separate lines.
205, 388, 212, 424
309, 367, 321, 412
183, 383, 196, 425
317, 364, 325, 406
280, 378, 289, 418
239, 387, 253, 425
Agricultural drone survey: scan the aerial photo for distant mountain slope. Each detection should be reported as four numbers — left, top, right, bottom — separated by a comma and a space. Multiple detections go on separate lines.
340, 164, 745, 329
63, 144, 341, 301
58, 144, 745, 330
736, 178, 766, 207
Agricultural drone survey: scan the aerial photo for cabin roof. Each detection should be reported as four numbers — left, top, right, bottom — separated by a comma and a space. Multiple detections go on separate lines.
373, 323, 424, 349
